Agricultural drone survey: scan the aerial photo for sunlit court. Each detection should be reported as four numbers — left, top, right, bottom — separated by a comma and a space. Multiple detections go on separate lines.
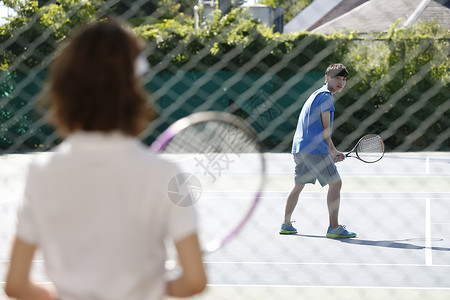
1, 0, 449, 299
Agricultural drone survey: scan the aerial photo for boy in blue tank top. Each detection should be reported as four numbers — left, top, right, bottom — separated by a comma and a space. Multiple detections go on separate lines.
280, 64, 357, 238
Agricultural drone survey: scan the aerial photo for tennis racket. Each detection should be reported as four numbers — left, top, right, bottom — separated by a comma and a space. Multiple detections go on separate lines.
151, 111, 266, 266
345, 134, 385, 163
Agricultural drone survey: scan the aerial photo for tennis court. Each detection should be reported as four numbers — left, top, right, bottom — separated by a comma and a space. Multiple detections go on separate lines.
1, 1, 449, 299
1, 152, 449, 299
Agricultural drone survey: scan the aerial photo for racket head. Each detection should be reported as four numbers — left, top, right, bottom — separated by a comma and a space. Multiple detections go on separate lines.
151, 111, 266, 254
346, 134, 385, 163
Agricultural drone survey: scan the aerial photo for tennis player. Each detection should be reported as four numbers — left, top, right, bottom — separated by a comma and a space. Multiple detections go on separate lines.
5, 20, 206, 300
280, 63, 357, 238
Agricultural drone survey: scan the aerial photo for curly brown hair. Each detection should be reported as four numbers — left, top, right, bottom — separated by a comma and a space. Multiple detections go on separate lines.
42, 19, 155, 136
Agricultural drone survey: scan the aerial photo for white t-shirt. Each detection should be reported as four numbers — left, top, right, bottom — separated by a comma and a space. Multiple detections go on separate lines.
16, 132, 197, 300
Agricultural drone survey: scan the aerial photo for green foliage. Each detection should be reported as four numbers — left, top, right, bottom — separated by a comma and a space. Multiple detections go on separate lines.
259, 0, 313, 23
0, 0, 100, 151
157, 0, 198, 16
0, 0, 99, 72
136, 7, 276, 69
110, 0, 198, 22
334, 21, 450, 150
137, 7, 327, 72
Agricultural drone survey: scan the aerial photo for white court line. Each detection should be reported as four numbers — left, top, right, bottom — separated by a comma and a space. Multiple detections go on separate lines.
1, 282, 450, 289
207, 284, 450, 290
0, 197, 19, 204
0, 259, 44, 263
425, 198, 433, 266
0, 281, 449, 289
203, 191, 450, 196
1, 260, 448, 268
426, 156, 430, 174
204, 196, 450, 201
203, 261, 450, 267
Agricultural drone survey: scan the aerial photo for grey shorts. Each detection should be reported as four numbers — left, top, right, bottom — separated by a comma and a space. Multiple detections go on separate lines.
293, 152, 341, 187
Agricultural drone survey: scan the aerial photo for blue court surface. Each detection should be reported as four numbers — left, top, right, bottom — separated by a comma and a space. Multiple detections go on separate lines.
1, 152, 449, 299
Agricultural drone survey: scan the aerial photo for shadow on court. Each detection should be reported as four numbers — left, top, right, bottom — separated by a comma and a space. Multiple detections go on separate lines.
295, 234, 450, 251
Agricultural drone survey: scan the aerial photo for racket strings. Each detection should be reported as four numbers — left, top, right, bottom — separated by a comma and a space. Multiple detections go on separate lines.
165, 121, 259, 154
356, 135, 384, 162
156, 112, 265, 267
160, 118, 264, 251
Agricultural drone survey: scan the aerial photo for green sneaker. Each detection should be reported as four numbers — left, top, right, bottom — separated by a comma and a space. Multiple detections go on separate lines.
326, 225, 356, 238
280, 222, 297, 234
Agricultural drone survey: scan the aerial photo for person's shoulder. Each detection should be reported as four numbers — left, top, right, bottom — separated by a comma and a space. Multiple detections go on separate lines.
315, 85, 332, 96
134, 143, 180, 173
26, 153, 52, 175
310, 86, 332, 103
27, 144, 68, 172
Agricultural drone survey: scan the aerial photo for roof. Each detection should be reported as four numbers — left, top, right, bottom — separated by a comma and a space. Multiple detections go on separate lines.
284, 0, 344, 33
308, 0, 369, 31
416, 0, 450, 29
285, 0, 450, 34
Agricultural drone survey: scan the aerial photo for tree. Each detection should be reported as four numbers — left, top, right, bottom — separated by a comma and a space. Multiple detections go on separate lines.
258, 0, 313, 23
0, 0, 100, 72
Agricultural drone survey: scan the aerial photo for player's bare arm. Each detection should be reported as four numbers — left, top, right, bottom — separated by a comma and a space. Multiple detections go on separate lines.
321, 111, 344, 162
5, 237, 58, 300
167, 233, 207, 297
